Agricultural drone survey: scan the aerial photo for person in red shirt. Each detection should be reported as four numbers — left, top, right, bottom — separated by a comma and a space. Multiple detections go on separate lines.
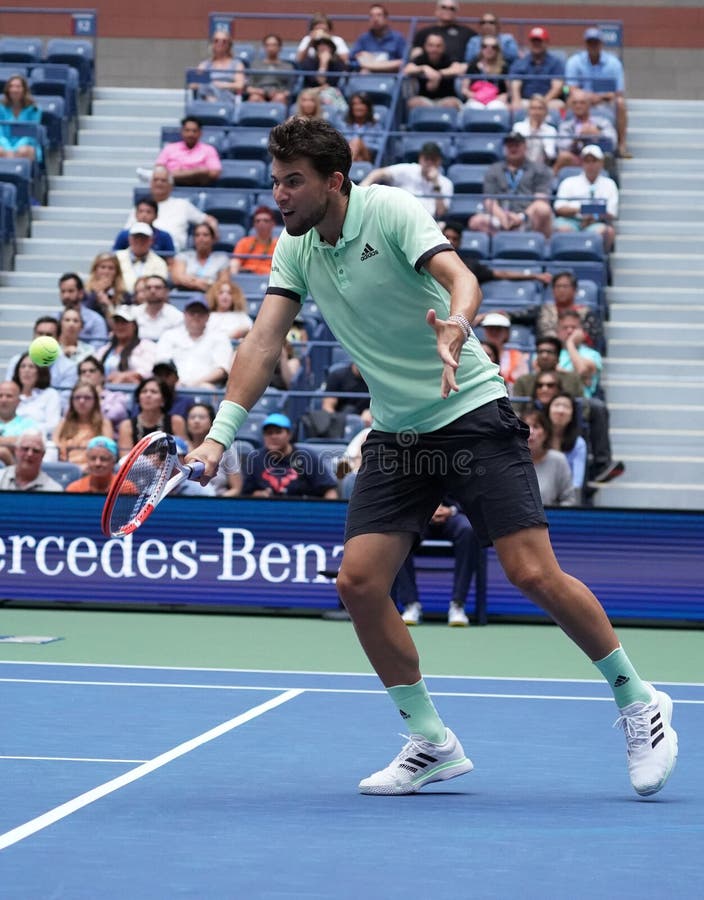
230, 205, 278, 276
65, 436, 122, 494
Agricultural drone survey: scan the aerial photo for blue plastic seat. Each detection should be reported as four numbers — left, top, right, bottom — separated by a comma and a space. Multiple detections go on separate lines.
0, 64, 29, 89
447, 194, 485, 222
550, 233, 605, 262
397, 134, 453, 165
29, 64, 80, 119
223, 127, 270, 161
459, 107, 510, 133
214, 159, 267, 189
491, 231, 547, 261
45, 38, 94, 91
250, 390, 288, 415
200, 189, 253, 227
458, 231, 490, 261
407, 106, 458, 132
41, 461, 83, 489
233, 272, 270, 300
185, 99, 233, 127
213, 223, 246, 253
447, 163, 487, 193
349, 160, 373, 184
237, 412, 267, 447
34, 95, 67, 150
0, 37, 42, 64
345, 75, 397, 107
453, 134, 501, 164
480, 281, 540, 307
0, 158, 32, 214
236, 101, 287, 128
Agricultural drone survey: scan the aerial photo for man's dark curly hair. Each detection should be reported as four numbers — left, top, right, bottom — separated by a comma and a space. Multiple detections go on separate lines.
268, 117, 352, 196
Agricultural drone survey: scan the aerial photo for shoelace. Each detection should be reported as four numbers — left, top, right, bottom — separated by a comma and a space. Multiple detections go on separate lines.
613, 708, 651, 749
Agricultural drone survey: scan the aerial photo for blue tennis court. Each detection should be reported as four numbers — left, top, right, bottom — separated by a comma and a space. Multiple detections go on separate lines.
1, 661, 701, 898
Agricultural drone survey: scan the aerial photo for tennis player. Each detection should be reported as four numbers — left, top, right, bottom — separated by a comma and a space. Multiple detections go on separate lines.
188, 117, 677, 797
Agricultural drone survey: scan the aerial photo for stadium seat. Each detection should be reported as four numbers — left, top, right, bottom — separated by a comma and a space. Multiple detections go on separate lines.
185, 100, 233, 127
34, 95, 67, 151
549, 233, 605, 261
459, 107, 510, 133
236, 101, 287, 128
553, 165, 582, 188
407, 106, 458, 132
453, 134, 501, 164
491, 231, 547, 261
213, 223, 246, 253
233, 272, 269, 299
397, 134, 453, 165
480, 281, 540, 307
29, 64, 80, 118
233, 438, 256, 462
447, 194, 484, 222
507, 324, 536, 351
236, 413, 267, 447
223, 128, 270, 161
41, 462, 83, 489
349, 160, 373, 184
45, 38, 95, 92
0, 37, 42, 64
232, 42, 256, 67
0, 64, 30, 90
0, 158, 32, 216
213, 160, 267, 189
168, 291, 204, 311
458, 231, 490, 261
345, 75, 397, 107
250, 390, 288, 415
200, 189, 253, 227
446, 163, 487, 193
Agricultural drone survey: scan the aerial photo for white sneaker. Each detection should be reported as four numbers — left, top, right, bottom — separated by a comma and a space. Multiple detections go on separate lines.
401, 602, 422, 626
359, 728, 474, 795
614, 683, 678, 797
448, 602, 469, 627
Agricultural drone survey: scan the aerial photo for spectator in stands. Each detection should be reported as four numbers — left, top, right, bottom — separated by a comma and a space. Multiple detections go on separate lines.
133, 275, 183, 342
154, 296, 233, 389
546, 392, 588, 499
206, 275, 253, 340
171, 222, 229, 292
117, 375, 187, 453
0, 380, 38, 465
57, 307, 95, 365
116, 223, 170, 293
4, 317, 77, 391
0, 428, 62, 492
241, 413, 339, 499
464, 12, 519, 66
403, 33, 464, 111
443, 222, 552, 286
521, 406, 577, 506
480, 340, 499, 365
557, 310, 602, 399
350, 4, 407, 73
411, 1, 475, 64
65, 436, 121, 494
361, 141, 453, 221
321, 361, 372, 425
512, 94, 557, 166
513, 336, 584, 403
52, 381, 113, 471
154, 116, 222, 187
299, 34, 347, 92
12, 353, 62, 438
296, 13, 350, 67
132, 276, 148, 305
0, 74, 41, 161
126, 166, 218, 253
230, 205, 278, 276
342, 91, 383, 162
395, 500, 479, 627
553, 144, 618, 252
150, 360, 193, 419
196, 29, 247, 102
460, 34, 509, 109
83, 252, 131, 320
246, 33, 295, 105
554, 88, 617, 173
185, 402, 242, 496
113, 198, 176, 264
76, 356, 129, 435
269, 338, 302, 391
468, 131, 553, 237
56, 273, 108, 347
509, 26, 565, 111
565, 28, 630, 158
529, 370, 561, 409
477, 312, 529, 387
95, 306, 158, 385
294, 88, 325, 120
538, 271, 604, 349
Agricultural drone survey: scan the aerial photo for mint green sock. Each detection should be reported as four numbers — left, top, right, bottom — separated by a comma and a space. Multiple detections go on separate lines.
594, 645, 652, 708
387, 679, 447, 744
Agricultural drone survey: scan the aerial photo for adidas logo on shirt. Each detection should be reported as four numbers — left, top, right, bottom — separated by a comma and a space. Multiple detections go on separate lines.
360, 242, 379, 261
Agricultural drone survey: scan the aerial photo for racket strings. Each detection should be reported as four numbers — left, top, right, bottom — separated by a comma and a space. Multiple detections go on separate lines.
110, 440, 173, 532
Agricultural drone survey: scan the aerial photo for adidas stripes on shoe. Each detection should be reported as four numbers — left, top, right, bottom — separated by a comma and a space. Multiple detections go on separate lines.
614, 683, 678, 797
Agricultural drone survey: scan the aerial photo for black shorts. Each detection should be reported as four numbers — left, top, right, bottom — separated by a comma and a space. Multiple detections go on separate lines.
345, 397, 547, 547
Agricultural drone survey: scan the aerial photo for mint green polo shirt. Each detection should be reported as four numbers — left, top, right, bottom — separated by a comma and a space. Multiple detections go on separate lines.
268, 183, 506, 433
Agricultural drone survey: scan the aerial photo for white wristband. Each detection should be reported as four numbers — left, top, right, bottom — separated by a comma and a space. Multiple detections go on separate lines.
446, 314, 472, 342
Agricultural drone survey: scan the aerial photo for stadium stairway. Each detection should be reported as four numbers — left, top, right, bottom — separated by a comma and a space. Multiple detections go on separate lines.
596, 98, 704, 510
0, 86, 184, 371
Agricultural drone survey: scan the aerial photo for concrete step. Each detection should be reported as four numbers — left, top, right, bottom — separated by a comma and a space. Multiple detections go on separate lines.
76, 131, 160, 149
612, 252, 704, 271
609, 270, 703, 288
603, 358, 704, 378
606, 322, 704, 341
32, 205, 126, 222
46, 191, 131, 209
620, 173, 704, 190
0, 288, 60, 306
62, 159, 154, 179
618, 203, 704, 222
65, 145, 156, 163
609, 403, 704, 430
606, 337, 704, 358
592, 482, 704, 511
91, 99, 184, 119
13, 254, 96, 274
607, 286, 703, 305
609, 426, 704, 454
605, 381, 704, 404
31, 220, 122, 242
616, 221, 704, 237
621, 144, 704, 161
615, 235, 704, 254
78, 115, 165, 135
49, 175, 135, 193
17, 237, 115, 255
613, 456, 704, 483
609, 304, 704, 324
94, 86, 183, 101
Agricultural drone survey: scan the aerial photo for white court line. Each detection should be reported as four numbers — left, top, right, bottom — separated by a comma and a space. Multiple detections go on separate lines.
0, 688, 302, 852
1, 660, 702, 688
3, 677, 703, 704
0, 756, 148, 763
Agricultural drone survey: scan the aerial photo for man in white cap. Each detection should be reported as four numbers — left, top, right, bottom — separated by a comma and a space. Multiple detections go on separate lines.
565, 27, 629, 158
553, 144, 618, 251
115, 222, 169, 292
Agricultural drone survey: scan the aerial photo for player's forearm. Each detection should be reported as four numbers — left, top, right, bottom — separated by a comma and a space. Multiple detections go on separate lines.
222, 332, 282, 410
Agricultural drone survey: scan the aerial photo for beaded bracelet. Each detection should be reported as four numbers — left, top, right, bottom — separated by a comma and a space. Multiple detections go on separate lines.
446, 313, 472, 342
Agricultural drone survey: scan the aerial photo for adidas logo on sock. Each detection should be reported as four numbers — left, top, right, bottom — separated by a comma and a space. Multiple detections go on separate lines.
399, 709, 411, 719
360, 242, 379, 261
614, 674, 631, 687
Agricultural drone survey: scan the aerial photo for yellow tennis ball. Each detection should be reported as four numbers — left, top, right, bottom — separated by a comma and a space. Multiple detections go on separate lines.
28, 335, 60, 367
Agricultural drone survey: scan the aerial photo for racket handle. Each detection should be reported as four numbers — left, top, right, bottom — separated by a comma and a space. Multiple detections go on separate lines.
187, 461, 206, 480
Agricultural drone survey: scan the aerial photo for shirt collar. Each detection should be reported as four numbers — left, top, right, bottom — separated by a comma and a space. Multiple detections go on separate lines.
313, 184, 363, 250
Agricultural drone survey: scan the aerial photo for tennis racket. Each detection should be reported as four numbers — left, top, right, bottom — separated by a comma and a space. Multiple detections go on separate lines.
101, 431, 206, 538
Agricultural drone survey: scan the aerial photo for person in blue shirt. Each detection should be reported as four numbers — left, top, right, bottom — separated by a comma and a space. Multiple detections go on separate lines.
464, 11, 519, 66
113, 198, 176, 263
0, 74, 42, 163
55, 273, 109, 348
241, 412, 339, 499
565, 27, 630, 158
350, 3, 407, 73
509, 25, 565, 110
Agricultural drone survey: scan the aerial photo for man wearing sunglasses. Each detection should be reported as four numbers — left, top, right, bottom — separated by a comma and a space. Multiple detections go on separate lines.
411, 1, 476, 64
